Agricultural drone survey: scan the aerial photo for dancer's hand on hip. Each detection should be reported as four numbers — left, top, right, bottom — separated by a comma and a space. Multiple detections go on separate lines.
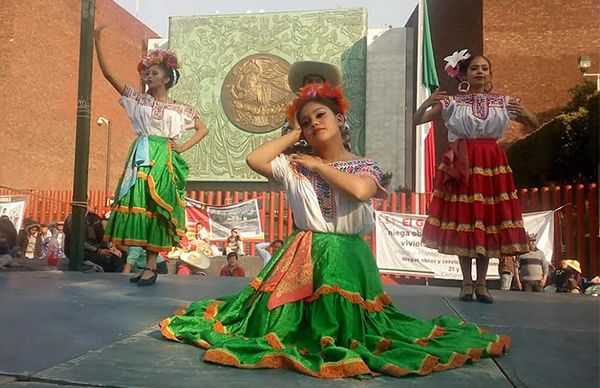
168, 139, 183, 154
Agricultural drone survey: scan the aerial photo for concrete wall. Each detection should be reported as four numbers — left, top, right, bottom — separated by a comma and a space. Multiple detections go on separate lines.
366, 28, 409, 191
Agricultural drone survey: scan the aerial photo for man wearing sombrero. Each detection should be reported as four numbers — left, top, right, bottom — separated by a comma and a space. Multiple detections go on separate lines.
287, 60, 342, 93
281, 61, 350, 151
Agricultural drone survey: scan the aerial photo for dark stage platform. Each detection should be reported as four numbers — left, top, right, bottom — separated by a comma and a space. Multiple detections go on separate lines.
0, 271, 598, 387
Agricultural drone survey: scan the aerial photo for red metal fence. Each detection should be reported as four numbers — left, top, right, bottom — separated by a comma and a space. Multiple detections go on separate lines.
1, 183, 598, 276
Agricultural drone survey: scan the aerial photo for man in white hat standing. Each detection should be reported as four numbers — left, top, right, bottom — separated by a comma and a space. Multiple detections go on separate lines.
516, 233, 549, 292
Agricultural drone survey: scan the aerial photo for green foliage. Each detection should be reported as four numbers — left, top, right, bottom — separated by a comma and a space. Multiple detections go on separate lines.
508, 86, 599, 187
564, 82, 598, 113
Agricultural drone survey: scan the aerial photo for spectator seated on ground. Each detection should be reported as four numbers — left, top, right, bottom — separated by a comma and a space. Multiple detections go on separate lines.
176, 250, 210, 275
53, 220, 66, 259
219, 251, 245, 277
123, 246, 168, 275
555, 259, 584, 293
583, 276, 600, 296
196, 224, 221, 257
17, 223, 42, 260
255, 239, 284, 266
0, 216, 18, 257
224, 228, 244, 256
64, 211, 124, 272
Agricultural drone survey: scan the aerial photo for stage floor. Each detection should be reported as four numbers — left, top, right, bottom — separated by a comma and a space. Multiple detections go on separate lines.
0, 271, 598, 387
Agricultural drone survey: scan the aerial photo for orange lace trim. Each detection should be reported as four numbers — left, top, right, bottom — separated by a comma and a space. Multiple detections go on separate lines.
194, 338, 211, 349
380, 354, 439, 377
265, 333, 285, 350
487, 335, 511, 356
305, 285, 393, 312
203, 301, 223, 320
373, 338, 392, 355
203, 348, 373, 379
320, 336, 334, 348
414, 325, 448, 346
173, 305, 187, 316
158, 318, 181, 343
145, 170, 184, 238
249, 278, 262, 290
213, 320, 226, 334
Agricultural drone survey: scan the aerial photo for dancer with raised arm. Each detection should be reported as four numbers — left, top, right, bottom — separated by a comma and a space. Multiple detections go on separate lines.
94, 27, 209, 286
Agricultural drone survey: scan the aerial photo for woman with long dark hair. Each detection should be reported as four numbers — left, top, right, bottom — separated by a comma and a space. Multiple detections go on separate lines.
415, 49, 538, 303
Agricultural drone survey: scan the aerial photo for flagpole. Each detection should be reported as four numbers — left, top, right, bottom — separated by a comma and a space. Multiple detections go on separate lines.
414, 0, 426, 205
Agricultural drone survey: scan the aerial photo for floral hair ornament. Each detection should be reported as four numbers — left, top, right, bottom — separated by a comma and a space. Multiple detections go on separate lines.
443, 49, 471, 79
286, 81, 350, 124
137, 48, 179, 73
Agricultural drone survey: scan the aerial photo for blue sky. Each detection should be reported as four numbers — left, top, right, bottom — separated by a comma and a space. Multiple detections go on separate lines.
114, 0, 418, 36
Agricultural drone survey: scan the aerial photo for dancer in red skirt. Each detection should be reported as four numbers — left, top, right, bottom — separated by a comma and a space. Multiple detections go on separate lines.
414, 49, 538, 303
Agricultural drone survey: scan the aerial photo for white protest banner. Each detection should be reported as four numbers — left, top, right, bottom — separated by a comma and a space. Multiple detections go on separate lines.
0, 196, 27, 231
375, 210, 554, 280
185, 198, 263, 241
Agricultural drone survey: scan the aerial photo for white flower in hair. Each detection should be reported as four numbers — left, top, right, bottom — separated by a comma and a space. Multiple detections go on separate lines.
444, 49, 471, 78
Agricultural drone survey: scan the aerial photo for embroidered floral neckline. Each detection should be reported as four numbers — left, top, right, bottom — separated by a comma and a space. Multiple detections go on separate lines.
293, 158, 383, 221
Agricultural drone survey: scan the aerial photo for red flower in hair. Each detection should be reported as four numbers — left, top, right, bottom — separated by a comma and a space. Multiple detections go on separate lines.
286, 82, 349, 124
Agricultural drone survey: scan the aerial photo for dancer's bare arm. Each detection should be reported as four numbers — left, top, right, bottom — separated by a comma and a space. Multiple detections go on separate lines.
414, 89, 446, 125
94, 27, 126, 95
507, 101, 538, 129
246, 129, 302, 179
172, 118, 209, 153
288, 154, 380, 202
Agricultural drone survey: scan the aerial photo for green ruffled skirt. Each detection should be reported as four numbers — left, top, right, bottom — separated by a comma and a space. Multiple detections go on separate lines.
104, 136, 188, 252
160, 231, 509, 379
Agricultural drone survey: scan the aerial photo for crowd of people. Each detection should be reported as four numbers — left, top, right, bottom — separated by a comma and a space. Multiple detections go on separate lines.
0, 216, 66, 264
0, 207, 287, 280
498, 234, 599, 296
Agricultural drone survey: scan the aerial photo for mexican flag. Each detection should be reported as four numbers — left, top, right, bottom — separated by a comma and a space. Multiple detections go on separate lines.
415, 0, 439, 193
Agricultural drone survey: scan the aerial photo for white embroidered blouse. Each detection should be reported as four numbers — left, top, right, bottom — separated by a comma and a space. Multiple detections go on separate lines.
271, 155, 387, 235
119, 85, 199, 138
441, 93, 519, 142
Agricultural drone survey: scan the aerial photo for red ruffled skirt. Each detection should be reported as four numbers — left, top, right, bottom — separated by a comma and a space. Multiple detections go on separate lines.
422, 139, 528, 258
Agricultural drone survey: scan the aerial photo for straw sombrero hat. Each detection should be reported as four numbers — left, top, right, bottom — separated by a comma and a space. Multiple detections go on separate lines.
180, 251, 211, 270
560, 259, 582, 274
288, 61, 341, 92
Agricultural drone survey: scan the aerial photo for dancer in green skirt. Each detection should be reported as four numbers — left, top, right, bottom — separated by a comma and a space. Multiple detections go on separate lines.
94, 27, 209, 286
160, 82, 510, 378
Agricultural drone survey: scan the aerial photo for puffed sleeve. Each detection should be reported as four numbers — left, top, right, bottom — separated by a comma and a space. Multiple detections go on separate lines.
355, 159, 388, 199
270, 154, 292, 185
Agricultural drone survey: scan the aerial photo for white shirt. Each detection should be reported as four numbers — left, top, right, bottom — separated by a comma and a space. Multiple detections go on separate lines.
441, 93, 518, 142
119, 85, 199, 139
270, 155, 387, 236
255, 242, 272, 265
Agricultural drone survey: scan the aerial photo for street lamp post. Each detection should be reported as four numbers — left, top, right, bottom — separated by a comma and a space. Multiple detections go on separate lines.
97, 117, 112, 196
578, 55, 600, 91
